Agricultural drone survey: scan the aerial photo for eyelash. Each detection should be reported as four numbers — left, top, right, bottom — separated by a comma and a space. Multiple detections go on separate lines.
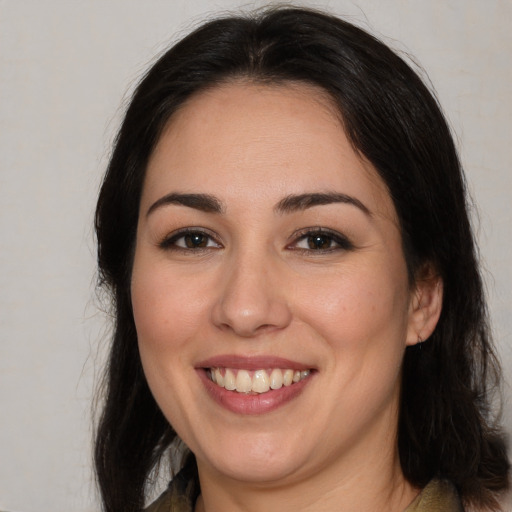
158, 228, 222, 252
158, 227, 354, 253
289, 227, 354, 253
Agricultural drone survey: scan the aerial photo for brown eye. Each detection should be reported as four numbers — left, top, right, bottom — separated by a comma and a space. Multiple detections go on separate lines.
292, 229, 354, 252
307, 234, 333, 250
184, 232, 208, 248
159, 229, 222, 251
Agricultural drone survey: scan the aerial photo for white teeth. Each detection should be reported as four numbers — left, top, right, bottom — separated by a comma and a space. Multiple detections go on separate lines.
235, 370, 252, 393
252, 370, 270, 393
214, 368, 224, 387
269, 368, 283, 389
208, 367, 311, 394
283, 369, 294, 386
224, 369, 236, 390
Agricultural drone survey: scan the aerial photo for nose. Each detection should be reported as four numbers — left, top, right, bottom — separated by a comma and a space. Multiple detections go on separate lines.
211, 250, 292, 338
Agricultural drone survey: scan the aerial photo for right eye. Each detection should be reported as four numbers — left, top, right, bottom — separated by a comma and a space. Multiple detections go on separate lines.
159, 229, 222, 251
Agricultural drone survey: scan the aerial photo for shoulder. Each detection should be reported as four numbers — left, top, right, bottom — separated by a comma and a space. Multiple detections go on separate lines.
145, 489, 173, 512
405, 479, 463, 512
145, 464, 198, 512
145, 485, 194, 512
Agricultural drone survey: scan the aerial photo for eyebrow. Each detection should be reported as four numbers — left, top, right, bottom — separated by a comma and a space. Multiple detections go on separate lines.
146, 191, 370, 217
146, 193, 224, 216
275, 192, 370, 216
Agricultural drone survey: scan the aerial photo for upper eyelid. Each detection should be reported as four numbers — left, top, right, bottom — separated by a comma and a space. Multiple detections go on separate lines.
289, 226, 348, 240
288, 227, 354, 250
159, 227, 222, 247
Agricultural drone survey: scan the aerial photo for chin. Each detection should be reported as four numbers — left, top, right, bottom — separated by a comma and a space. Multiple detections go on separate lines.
195, 432, 311, 484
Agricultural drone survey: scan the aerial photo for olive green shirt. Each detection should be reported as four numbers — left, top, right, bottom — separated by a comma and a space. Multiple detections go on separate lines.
146, 473, 463, 512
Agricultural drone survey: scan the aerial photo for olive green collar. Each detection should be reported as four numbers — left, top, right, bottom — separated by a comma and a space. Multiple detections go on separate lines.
146, 473, 463, 512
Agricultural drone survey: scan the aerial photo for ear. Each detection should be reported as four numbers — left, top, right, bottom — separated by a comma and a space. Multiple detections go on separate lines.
406, 265, 443, 346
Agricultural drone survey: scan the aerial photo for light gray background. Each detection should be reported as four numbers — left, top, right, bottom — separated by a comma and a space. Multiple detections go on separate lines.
1, 1, 510, 511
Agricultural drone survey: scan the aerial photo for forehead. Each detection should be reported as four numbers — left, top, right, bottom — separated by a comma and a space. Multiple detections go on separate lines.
142, 82, 394, 219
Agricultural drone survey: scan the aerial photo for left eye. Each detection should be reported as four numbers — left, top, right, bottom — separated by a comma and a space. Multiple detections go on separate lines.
292, 230, 353, 251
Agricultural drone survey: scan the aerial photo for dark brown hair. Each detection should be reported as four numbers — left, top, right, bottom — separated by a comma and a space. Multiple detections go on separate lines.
95, 6, 510, 511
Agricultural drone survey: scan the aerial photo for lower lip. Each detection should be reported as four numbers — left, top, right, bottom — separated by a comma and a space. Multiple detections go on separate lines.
197, 369, 313, 415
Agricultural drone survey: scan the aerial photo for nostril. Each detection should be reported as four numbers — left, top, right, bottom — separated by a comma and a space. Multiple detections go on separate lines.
211, 293, 292, 337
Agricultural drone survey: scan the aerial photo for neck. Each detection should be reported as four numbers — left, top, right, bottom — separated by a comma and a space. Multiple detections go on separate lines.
194, 436, 418, 512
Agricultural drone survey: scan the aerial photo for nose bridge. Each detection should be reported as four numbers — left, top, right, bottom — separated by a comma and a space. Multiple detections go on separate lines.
211, 242, 291, 337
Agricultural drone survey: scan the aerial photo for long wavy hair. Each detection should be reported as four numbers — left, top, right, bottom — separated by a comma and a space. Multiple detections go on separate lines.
94, 6, 510, 511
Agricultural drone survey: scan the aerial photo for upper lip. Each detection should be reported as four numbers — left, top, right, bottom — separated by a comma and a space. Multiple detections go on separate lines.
196, 355, 313, 371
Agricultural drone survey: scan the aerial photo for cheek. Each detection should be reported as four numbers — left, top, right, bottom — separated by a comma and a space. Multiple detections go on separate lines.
300, 266, 410, 419
130, 261, 208, 423
293, 260, 411, 409
130, 258, 209, 360
298, 265, 409, 341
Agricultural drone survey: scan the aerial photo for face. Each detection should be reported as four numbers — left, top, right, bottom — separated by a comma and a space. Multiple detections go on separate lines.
131, 82, 421, 487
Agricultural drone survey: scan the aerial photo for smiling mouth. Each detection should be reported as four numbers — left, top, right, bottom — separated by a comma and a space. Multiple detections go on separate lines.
207, 367, 312, 394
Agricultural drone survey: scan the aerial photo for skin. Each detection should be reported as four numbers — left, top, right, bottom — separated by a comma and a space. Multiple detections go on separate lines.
131, 82, 443, 512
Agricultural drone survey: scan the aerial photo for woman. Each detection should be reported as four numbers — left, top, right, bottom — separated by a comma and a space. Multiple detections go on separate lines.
94, 6, 510, 512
